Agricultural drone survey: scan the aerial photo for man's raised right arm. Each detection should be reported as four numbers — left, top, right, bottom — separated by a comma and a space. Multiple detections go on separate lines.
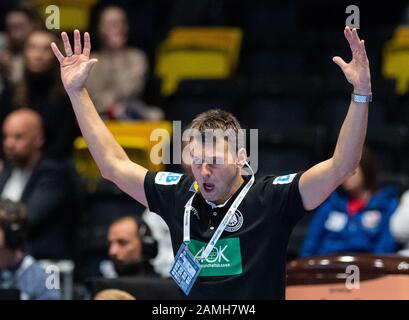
51, 30, 148, 206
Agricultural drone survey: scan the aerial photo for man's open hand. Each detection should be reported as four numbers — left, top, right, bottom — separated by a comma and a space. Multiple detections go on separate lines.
51, 29, 98, 93
333, 27, 371, 95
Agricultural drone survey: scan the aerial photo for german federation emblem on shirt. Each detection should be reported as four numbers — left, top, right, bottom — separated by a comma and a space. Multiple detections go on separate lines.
224, 210, 244, 233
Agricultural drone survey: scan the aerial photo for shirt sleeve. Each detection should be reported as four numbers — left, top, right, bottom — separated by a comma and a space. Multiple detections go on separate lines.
143, 171, 193, 222
265, 172, 309, 230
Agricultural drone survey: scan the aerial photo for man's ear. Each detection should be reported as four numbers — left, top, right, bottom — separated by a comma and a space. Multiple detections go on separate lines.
35, 132, 44, 150
236, 147, 247, 168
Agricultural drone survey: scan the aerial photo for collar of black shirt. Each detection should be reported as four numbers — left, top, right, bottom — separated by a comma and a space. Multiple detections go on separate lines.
202, 175, 252, 211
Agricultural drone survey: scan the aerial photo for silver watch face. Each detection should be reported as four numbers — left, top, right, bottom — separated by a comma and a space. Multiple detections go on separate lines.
352, 94, 372, 103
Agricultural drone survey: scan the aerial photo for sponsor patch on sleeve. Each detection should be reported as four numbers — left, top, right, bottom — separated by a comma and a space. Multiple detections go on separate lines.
155, 172, 183, 185
273, 173, 297, 185
189, 181, 199, 193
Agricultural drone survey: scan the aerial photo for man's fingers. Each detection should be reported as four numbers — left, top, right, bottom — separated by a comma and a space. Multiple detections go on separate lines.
345, 26, 360, 51
83, 32, 91, 57
351, 28, 361, 43
358, 39, 365, 52
345, 27, 365, 65
74, 29, 82, 55
61, 32, 73, 56
359, 39, 369, 65
361, 40, 368, 58
51, 42, 64, 63
332, 56, 348, 70
344, 26, 354, 47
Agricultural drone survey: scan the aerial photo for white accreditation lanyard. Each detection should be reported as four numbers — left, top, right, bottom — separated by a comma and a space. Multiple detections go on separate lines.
183, 164, 255, 260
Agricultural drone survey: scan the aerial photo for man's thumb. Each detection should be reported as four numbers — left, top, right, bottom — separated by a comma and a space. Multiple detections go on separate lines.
332, 56, 347, 70
85, 58, 98, 73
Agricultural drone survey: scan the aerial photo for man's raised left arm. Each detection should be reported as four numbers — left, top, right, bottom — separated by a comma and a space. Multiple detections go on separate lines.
299, 26, 371, 211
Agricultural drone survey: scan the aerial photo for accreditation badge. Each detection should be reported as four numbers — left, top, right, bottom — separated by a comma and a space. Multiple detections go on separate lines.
170, 243, 202, 295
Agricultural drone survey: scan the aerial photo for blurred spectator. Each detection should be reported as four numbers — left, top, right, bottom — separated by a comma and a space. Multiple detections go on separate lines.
300, 148, 399, 257
100, 216, 158, 278
94, 289, 136, 300
0, 199, 61, 300
0, 5, 40, 83
0, 73, 13, 159
86, 5, 163, 120
0, 109, 75, 259
390, 191, 409, 256
13, 30, 78, 160
0, 33, 10, 80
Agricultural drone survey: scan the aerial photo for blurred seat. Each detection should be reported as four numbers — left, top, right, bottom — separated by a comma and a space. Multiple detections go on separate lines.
382, 25, 409, 94
33, 0, 97, 30
74, 121, 172, 190
166, 27, 242, 68
157, 48, 231, 96
156, 27, 242, 95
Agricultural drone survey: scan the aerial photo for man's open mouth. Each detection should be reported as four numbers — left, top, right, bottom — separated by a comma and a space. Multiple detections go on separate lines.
203, 182, 215, 193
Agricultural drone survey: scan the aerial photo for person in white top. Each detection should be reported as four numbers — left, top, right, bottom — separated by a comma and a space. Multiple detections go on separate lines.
142, 209, 174, 277
86, 5, 163, 120
390, 191, 409, 256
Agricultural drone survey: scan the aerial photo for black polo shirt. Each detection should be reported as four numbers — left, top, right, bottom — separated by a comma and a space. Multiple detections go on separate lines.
144, 171, 307, 299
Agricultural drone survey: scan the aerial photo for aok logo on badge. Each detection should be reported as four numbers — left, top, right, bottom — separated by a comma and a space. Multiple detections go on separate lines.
194, 245, 229, 264
188, 238, 243, 276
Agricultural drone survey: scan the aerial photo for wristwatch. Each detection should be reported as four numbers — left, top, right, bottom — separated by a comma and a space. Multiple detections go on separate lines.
351, 93, 372, 103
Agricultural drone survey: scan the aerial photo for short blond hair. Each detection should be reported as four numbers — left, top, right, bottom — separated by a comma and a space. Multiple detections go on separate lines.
94, 289, 136, 300
188, 109, 245, 152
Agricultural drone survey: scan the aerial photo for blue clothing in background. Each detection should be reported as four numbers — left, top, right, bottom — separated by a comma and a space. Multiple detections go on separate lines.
0, 255, 61, 300
300, 187, 399, 257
